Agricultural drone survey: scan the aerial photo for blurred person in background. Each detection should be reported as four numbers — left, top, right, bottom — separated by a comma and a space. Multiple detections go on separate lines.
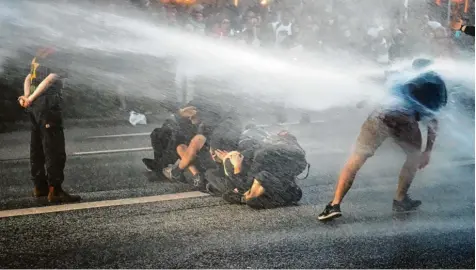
388, 30, 409, 63
174, 58, 196, 108
431, 26, 456, 58
184, 4, 206, 34
174, 4, 206, 108
211, 18, 235, 39
165, 5, 179, 27
18, 47, 80, 204
367, 25, 389, 65
298, 15, 320, 49
272, 10, 294, 49
236, 10, 260, 46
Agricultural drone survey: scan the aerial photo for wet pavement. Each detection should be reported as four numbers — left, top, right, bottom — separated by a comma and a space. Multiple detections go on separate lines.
0, 108, 474, 268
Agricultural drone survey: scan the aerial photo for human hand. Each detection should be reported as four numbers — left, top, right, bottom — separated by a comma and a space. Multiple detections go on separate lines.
18, 96, 31, 108
215, 149, 228, 161
228, 151, 244, 168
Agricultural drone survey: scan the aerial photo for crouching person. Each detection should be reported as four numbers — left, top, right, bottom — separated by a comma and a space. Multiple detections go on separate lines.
142, 106, 198, 175
207, 127, 307, 209
162, 102, 243, 190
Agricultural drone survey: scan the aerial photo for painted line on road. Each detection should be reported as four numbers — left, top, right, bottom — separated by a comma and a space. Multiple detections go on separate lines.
88, 132, 150, 139
0, 191, 210, 219
85, 121, 326, 139
72, 147, 152, 156
69, 141, 340, 156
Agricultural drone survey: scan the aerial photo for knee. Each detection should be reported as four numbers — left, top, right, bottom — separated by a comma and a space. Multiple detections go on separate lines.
191, 134, 206, 145
176, 144, 187, 153
189, 135, 206, 151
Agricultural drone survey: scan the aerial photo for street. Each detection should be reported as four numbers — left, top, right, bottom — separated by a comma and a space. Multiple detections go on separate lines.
0, 108, 474, 268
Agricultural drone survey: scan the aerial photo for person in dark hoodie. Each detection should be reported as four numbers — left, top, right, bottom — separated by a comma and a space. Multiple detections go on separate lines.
142, 105, 198, 176
206, 125, 305, 209
162, 101, 243, 190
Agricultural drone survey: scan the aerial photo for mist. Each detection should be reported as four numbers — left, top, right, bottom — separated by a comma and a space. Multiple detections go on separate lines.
0, 0, 474, 160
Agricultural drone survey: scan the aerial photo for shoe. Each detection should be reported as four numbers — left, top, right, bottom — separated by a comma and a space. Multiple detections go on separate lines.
393, 196, 422, 212
33, 186, 49, 197
191, 173, 206, 190
206, 183, 220, 196
318, 202, 342, 221
222, 191, 245, 205
162, 160, 183, 181
47, 186, 81, 204
142, 158, 161, 172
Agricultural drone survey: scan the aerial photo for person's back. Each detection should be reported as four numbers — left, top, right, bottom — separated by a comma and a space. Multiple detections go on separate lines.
251, 131, 308, 180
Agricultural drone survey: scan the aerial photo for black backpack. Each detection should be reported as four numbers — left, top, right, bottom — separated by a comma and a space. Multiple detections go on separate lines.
240, 128, 310, 180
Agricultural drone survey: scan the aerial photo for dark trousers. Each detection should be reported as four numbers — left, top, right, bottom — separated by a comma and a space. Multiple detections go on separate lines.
29, 95, 66, 188
150, 126, 181, 169
246, 171, 302, 209
206, 169, 302, 209
205, 168, 238, 195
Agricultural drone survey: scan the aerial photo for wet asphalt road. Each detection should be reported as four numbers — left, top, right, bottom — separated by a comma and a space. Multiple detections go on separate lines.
0, 108, 474, 268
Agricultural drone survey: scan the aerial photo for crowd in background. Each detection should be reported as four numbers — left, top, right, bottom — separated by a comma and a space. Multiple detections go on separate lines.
120, 0, 475, 65
2, 0, 473, 129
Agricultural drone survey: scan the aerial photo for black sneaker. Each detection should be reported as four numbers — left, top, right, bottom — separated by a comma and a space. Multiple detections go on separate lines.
222, 191, 245, 205
318, 202, 342, 221
142, 158, 160, 172
393, 196, 422, 212
191, 173, 206, 190
205, 183, 220, 196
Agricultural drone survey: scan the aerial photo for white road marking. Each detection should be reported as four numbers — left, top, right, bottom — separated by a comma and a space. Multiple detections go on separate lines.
85, 121, 326, 139
72, 147, 152, 156
88, 132, 150, 139
70, 142, 339, 156
0, 191, 210, 219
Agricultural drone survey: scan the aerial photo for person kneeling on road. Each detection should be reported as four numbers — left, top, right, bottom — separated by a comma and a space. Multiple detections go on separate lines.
206, 126, 307, 209
162, 102, 242, 190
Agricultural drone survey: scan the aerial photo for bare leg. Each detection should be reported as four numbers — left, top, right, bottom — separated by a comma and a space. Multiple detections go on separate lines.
331, 153, 369, 205
393, 117, 422, 201
176, 144, 200, 176
395, 152, 421, 201
178, 135, 206, 170
329, 113, 387, 206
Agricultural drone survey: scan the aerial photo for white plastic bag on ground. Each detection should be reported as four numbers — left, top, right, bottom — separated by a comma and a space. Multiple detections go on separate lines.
129, 111, 147, 126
